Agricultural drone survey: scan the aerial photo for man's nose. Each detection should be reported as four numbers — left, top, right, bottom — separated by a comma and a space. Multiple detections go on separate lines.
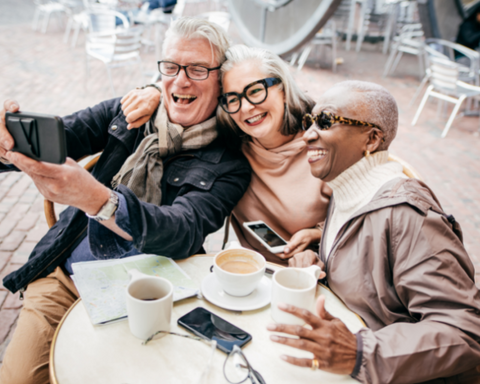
174, 67, 192, 87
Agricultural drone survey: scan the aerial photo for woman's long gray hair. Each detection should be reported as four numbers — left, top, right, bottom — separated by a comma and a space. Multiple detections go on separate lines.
217, 45, 315, 148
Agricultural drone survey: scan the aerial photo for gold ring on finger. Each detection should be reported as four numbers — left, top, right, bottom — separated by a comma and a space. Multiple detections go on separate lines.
311, 358, 319, 371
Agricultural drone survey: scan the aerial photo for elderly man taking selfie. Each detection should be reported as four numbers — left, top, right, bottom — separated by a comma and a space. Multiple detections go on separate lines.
0, 17, 250, 384
270, 81, 480, 384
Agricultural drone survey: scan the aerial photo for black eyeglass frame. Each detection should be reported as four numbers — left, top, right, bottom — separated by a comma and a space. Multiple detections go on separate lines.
223, 345, 266, 384
157, 60, 221, 81
302, 111, 382, 132
218, 77, 282, 114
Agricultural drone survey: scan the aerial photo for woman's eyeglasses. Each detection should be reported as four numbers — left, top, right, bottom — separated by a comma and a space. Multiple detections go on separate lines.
219, 78, 282, 114
302, 111, 382, 132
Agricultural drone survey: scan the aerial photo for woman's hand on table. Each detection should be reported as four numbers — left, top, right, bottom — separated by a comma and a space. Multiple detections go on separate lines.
121, 86, 161, 129
283, 228, 322, 258
267, 296, 357, 375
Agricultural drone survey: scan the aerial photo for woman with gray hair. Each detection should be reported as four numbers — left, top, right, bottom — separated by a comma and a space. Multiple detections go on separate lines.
268, 80, 480, 383
215, 44, 331, 264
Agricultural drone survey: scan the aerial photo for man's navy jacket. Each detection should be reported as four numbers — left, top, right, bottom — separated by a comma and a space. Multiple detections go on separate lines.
2, 98, 251, 294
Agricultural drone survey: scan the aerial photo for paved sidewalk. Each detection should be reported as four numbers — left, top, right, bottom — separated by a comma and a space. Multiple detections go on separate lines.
1, 3, 480, 370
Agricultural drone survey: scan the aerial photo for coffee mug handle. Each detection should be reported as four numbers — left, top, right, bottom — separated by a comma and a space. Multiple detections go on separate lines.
128, 268, 145, 283
304, 265, 322, 280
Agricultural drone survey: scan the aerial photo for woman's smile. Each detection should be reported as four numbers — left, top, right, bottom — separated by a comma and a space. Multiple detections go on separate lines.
245, 112, 267, 125
307, 146, 328, 163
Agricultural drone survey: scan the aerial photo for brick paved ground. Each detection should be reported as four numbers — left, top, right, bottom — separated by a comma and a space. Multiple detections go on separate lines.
1, 0, 480, 370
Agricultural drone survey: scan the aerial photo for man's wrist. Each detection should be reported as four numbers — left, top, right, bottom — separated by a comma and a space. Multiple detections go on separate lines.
84, 187, 113, 217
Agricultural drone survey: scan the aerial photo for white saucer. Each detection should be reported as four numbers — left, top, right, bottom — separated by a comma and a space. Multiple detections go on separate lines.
201, 273, 271, 311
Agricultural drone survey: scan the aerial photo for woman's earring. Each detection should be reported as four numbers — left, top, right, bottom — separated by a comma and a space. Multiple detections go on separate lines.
364, 150, 370, 157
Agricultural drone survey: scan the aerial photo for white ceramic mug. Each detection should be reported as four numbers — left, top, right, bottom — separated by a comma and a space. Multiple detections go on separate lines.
213, 242, 266, 296
271, 265, 322, 325
126, 269, 174, 340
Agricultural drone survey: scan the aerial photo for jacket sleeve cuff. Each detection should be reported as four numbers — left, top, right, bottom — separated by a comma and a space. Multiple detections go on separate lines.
351, 330, 364, 380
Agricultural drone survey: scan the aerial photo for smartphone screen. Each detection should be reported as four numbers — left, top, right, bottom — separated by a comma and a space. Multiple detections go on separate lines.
177, 307, 252, 353
246, 223, 287, 247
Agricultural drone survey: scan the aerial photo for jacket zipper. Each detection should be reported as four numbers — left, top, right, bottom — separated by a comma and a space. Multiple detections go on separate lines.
19, 225, 88, 298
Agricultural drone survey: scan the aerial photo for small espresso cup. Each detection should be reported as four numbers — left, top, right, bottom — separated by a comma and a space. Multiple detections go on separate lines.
271, 265, 322, 325
213, 243, 266, 297
126, 269, 174, 340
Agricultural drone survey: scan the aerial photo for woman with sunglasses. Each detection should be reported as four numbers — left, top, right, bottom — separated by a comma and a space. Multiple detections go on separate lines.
267, 81, 480, 383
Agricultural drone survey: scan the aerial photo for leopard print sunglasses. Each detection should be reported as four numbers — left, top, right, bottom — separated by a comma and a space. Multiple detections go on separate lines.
302, 111, 382, 132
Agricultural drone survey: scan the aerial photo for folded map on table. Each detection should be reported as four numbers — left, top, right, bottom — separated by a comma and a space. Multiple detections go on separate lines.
71, 254, 199, 325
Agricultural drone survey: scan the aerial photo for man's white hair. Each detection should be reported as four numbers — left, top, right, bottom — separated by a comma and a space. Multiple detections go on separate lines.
331, 80, 398, 151
217, 44, 314, 144
162, 17, 231, 65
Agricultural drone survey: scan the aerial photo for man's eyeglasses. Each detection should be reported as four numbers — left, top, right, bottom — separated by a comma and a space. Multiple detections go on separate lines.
158, 61, 221, 81
219, 77, 282, 114
302, 111, 382, 132
145, 331, 266, 384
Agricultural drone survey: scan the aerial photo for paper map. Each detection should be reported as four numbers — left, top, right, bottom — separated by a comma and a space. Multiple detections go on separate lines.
71, 254, 198, 325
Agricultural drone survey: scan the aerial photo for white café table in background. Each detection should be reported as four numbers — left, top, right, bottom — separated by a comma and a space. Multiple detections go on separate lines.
50, 256, 365, 384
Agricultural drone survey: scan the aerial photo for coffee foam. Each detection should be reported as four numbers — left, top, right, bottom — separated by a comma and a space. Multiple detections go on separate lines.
216, 249, 262, 275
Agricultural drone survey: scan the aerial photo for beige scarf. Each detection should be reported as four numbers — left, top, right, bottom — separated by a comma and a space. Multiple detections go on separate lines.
111, 101, 217, 205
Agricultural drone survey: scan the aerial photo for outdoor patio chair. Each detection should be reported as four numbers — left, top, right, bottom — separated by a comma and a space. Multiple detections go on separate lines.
410, 39, 480, 107
290, 20, 338, 72
32, 0, 69, 33
354, 0, 390, 52
86, 25, 144, 96
411, 56, 480, 138
383, 23, 424, 79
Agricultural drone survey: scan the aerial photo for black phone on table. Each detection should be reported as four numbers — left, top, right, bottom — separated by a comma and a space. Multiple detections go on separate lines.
177, 307, 252, 353
5, 111, 67, 164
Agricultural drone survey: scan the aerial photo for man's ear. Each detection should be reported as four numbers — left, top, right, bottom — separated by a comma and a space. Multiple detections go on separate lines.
365, 128, 384, 153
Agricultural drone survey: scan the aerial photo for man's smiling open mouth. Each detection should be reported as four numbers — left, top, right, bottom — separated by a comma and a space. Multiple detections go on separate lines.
172, 93, 197, 104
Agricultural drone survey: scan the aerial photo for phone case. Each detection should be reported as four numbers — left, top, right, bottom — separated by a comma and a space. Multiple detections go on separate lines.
6, 111, 67, 164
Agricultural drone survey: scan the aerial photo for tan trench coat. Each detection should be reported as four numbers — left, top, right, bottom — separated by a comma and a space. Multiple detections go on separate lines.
321, 178, 480, 384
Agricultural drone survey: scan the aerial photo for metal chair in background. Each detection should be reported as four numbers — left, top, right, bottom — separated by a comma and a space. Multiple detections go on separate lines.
354, 0, 390, 52
32, 0, 70, 33
290, 20, 338, 72
411, 56, 480, 138
85, 9, 144, 96
383, 23, 424, 78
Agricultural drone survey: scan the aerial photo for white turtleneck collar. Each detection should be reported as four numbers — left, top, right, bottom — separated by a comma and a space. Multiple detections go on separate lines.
323, 151, 406, 257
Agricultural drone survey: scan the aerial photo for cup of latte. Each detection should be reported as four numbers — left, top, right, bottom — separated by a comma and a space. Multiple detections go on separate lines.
213, 243, 266, 296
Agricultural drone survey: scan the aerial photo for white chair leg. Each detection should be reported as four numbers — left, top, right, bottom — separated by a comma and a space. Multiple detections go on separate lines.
412, 85, 433, 126
297, 45, 312, 71
383, 46, 397, 77
441, 95, 466, 138
42, 12, 50, 33
32, 9, 40, 30
72, 23, 81, 47
409, 74, 429, 107
390, 51, 404, 74
332, 36, 337, 73
346, 0, 356, 51
64, 19, 72, 43
290, 52, 298, 66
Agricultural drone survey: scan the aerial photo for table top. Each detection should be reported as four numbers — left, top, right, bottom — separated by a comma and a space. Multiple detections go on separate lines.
50, 256, 365, 384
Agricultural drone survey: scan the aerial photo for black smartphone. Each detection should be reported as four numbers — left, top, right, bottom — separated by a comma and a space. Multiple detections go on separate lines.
5, 111, 67, 164
177, 307, 252, 353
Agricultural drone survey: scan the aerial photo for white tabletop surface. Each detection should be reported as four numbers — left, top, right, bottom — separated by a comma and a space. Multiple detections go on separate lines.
51, 256, 365, 384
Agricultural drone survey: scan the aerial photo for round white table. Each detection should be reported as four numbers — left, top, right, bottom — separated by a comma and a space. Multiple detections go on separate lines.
50, 256, 365, 384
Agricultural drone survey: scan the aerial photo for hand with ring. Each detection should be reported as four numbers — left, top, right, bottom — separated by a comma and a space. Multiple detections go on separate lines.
266, 296, 357, 375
